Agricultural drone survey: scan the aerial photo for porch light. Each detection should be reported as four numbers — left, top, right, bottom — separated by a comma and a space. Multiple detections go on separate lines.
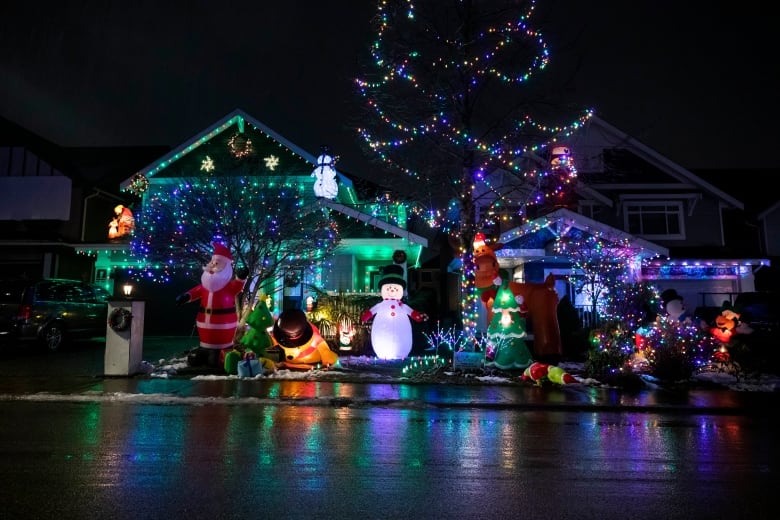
122, 283, 134, 298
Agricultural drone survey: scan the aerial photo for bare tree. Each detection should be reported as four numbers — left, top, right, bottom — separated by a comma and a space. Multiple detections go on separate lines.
354, 0, 589, 325
554, 233, 637, 318
131, 172, 340, 329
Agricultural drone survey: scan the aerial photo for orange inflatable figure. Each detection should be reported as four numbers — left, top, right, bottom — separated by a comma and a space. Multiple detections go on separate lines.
473, 233, 563, 360
272, 308, 339, 370
510, 275, 563, 360
113, 205, 135, 237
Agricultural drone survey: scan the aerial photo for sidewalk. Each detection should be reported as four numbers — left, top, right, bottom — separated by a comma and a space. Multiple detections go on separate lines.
1, 336, 778, 414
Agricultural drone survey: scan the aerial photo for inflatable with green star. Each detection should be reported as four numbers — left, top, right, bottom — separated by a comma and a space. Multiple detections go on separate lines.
485, 280, 534, 370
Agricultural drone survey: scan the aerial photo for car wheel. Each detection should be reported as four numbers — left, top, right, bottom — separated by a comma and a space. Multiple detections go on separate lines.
42, 323, 67, 352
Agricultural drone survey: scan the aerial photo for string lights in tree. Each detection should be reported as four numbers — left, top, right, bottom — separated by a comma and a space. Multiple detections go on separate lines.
554, 231, 638, 316
355, 0, 593, 322
129, 174, 340, 313
641, 316, 721, 380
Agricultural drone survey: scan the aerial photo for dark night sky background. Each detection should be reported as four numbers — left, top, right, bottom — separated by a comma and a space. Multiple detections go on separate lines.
1, 0, 778, 177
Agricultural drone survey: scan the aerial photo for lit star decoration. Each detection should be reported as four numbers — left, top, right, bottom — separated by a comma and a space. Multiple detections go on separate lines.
200, 156, 215, 172
264, 155, 280, 171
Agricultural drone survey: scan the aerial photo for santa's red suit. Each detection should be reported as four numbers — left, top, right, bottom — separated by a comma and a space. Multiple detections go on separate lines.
178, 243, 246, 350
186, 279, 245, 349
114, 205, 135, 237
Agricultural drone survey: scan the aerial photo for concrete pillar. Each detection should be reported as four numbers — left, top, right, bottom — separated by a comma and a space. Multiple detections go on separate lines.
104, 300, 145, 376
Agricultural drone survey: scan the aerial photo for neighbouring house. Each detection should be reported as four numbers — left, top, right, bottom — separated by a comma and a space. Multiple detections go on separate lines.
0, 115, 166, 282
450, 115, 774, 330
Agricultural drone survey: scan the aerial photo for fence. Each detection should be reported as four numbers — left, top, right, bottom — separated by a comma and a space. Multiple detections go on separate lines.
575, 305, 602, 329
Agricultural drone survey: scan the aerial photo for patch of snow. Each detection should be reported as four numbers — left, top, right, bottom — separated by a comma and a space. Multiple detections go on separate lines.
148, 355, 779, 392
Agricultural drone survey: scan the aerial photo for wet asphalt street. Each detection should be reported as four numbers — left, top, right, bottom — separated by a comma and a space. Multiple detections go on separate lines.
0, 337, 778, 519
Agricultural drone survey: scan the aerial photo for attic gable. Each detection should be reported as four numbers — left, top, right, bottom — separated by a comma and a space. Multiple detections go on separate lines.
117, 108, 425, 250
577, 117, 743, 210
119, 108, 358, 205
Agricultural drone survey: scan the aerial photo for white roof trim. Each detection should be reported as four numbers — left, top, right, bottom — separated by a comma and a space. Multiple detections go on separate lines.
499, 207, 669, 258
318, 199, 428, 247
758, 199, 780, 220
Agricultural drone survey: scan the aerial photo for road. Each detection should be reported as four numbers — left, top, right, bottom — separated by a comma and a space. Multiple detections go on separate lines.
0, 338, 778, 519
0, 401, 777, 519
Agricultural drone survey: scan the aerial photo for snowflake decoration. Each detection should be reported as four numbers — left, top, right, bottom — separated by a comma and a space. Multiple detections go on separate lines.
127, 173, 149, 196
264, 155, 280, 171
200, 156, 215, 172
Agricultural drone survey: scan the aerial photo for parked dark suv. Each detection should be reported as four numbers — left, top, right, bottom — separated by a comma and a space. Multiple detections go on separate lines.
0, 278, 112, 351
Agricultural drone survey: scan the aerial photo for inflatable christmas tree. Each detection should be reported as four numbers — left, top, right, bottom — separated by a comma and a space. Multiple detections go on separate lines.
222, 299, 276, 376
485, 281, 534, 370
239, 300, 275, 358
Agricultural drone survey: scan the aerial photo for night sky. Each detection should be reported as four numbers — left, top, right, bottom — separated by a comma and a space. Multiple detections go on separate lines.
1, 0, 777, 177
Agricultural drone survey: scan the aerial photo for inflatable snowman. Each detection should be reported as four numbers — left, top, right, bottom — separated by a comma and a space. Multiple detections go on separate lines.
361, 264, 428, 359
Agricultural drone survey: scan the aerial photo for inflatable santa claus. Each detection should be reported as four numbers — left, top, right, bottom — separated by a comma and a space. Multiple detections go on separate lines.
176, 242, 247, 366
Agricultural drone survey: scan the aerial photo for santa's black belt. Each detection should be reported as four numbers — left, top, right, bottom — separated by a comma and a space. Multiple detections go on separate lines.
199, 307, 235, 315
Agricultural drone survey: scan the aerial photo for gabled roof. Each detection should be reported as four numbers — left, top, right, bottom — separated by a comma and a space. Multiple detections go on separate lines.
117, 108, 426, 254
758, 200, 780, 221
119, 108, 355, 194
0, 115, 78, 181
586, 116, 743, 210
499, 207, 669, 259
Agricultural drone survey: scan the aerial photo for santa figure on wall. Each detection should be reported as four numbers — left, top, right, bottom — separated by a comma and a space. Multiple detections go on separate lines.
114, 204, 135, 237
176, 242, 248, 367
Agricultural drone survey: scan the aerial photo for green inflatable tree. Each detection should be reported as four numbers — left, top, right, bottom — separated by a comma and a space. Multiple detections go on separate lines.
485, 281, 534, 370
239, 300, 275, 358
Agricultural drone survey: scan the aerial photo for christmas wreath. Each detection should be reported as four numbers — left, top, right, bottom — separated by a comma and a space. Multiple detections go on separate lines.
127, 173, 149, 196
227, 133, 253, 158
108, 308, 133, 332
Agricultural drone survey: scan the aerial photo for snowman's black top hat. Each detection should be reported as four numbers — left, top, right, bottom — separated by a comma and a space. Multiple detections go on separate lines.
378, 264, 406, 289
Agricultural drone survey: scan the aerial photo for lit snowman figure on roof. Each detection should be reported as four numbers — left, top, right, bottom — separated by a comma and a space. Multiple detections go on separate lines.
311, 147, 339, 199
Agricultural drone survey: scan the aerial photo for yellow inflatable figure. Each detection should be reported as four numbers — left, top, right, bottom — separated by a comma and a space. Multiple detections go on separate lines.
272, 309, 338, 370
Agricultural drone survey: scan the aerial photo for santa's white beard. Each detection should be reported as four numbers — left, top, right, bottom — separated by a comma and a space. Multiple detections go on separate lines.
201, 265, 232, 292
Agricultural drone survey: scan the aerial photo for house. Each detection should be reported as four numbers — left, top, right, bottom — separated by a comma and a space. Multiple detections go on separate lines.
462, 115, 772, 323
0, 116, 166, 281
97, 109, 428, 332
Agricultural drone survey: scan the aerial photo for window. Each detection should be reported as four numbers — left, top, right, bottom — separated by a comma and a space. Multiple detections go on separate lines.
577, 200, 603, 219
68, 284, 95, 303
624, 201, 684, 239
94, 286, 112, 303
